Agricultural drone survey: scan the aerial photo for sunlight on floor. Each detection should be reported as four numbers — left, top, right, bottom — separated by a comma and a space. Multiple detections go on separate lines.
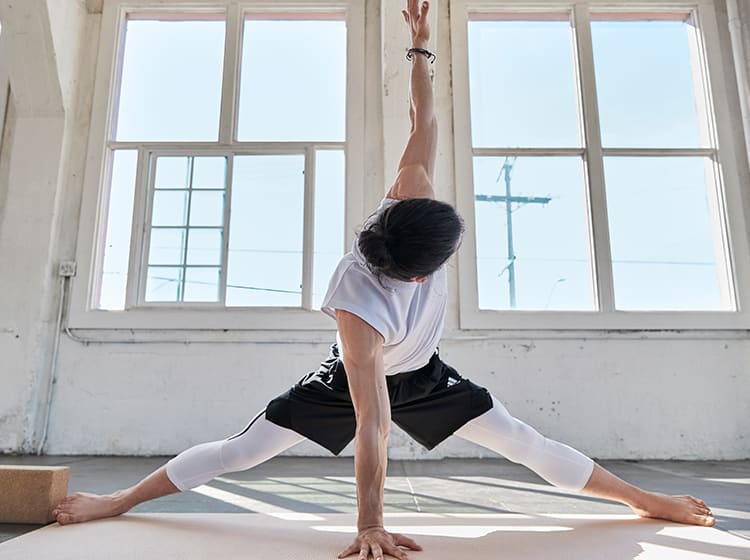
192, 484, 324, 520
448, 475, 579, 495
703, 478, 750, 485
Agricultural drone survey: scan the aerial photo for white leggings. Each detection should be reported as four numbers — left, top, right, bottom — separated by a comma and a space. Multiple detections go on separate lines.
165, 396, 594, 492
166, 411, 305, 491
454, 396, 594, 491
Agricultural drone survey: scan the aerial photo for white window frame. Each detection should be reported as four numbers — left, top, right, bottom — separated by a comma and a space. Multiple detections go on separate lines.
450, 0, 750, 330
131, 145, 343, 310
69, 0, 366, 330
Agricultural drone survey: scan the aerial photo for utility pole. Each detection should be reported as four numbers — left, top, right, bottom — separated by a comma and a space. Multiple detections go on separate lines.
475, 157, 551, 308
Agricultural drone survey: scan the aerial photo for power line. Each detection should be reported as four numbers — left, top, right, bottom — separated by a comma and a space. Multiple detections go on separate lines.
475, 157, 551, 308
148, 275, 303, 296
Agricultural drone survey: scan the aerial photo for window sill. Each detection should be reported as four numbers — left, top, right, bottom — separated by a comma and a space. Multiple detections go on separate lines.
458, 309, 750, 331
65, 307, 336, 332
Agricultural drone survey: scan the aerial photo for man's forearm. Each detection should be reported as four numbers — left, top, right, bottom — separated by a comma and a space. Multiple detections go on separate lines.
355, 424, 389, 530
409, 50, 435, 129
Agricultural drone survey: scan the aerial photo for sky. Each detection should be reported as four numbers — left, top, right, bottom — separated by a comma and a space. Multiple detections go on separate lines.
99, 13, 729, 313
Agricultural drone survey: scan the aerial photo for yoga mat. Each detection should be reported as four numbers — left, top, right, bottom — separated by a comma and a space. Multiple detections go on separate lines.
0, 513, 747, 559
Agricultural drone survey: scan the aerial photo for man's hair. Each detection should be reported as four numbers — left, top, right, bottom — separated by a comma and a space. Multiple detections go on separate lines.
358, 198, 464, 282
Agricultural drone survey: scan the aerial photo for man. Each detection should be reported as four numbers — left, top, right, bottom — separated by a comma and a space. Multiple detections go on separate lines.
53, 2, 715, 559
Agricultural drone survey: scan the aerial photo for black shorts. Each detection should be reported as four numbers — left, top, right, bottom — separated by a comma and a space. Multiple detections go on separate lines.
265, 344, 493, 455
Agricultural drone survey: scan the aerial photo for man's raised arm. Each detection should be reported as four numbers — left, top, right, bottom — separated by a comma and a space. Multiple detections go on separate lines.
387, 0, 437, 201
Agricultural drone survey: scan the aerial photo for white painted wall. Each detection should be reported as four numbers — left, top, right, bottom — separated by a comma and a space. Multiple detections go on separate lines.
0, 0, 95, 452
0, 0, 748, 460
44, 333, 750, 460
725, 0, 750, 247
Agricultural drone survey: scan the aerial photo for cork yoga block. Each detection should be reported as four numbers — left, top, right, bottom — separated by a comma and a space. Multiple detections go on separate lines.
0, 466, 70, 524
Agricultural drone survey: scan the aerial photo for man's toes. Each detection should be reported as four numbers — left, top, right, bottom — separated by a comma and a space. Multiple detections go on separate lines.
691, 513, 715, 527
693, 498, 710, 511
57, 513, 74, 525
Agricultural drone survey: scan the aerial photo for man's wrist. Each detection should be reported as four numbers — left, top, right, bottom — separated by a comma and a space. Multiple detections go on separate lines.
407, 46, 435, 63
358, 516, 384, 532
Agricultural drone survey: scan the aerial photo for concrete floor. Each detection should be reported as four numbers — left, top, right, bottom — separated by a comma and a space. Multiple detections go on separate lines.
0, 456, 748, 548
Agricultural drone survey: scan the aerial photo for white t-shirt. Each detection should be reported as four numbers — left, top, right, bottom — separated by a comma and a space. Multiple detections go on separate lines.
320, 198, 447, 375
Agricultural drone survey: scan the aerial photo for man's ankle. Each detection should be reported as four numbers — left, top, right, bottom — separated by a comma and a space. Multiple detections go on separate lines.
626, 489, 653, 512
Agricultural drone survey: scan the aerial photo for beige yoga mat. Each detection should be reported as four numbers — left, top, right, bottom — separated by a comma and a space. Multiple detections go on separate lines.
1, 513, 748, 560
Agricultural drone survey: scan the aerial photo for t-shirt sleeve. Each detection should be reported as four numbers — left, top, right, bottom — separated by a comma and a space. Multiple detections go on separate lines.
320, 262, 395, 343
319, 197, 401, 341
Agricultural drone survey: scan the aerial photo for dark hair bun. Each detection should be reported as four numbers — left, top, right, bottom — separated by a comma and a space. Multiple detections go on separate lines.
358, 224, 392, 269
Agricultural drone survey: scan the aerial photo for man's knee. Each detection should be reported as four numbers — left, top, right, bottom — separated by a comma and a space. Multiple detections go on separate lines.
219, 438, 256, 472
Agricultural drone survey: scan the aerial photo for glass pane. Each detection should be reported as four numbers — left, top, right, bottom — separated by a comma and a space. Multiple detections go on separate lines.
226, 254, 302, 306
155, 156, 189, 189
145, 266, 182, 302
473, 157, 593, 310
605, 157, 726, 310
149, 228, 185, 265
99, 150, 137, 310
592, 16, 706, 148
152, 190, 188, 226
189, 191, 224, 227
313, 150, 345, 309
192, 156, 227, 189
184, 267, 220, 302
237, 18, 346, 141
116, 17, 225, 141
468, 16, 581, 148
186, 228, 223, 266
227, 155, 304, 306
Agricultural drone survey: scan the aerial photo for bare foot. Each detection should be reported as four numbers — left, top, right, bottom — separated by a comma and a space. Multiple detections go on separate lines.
632, 493, 715, 527
52, 492, 129, 525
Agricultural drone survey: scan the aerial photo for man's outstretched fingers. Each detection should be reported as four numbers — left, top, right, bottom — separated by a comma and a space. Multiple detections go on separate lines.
393, 533, 423, 551
337, 543, 358, 558
383, 543, 410, 560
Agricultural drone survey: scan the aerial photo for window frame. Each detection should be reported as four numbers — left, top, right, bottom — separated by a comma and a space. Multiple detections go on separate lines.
132, 145, 345, 310
69, 0, 365, 330
450, 0, 750, 330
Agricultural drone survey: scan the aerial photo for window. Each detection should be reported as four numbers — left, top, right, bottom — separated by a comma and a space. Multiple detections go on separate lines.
72, 1, 364, 329
451, 0, 750, 329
